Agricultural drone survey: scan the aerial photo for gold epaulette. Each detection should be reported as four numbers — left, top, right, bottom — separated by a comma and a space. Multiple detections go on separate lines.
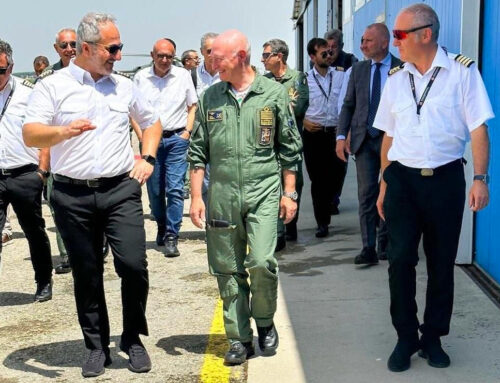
335, 66, 345, 72
113, 70, 133, 79
388, 63, 405, 76
38, 69, 55, 80
454, 54, 474, 68
21, 79, 35, 88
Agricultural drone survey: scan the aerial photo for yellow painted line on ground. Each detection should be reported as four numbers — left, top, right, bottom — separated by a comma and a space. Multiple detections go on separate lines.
200, 298, 231, 383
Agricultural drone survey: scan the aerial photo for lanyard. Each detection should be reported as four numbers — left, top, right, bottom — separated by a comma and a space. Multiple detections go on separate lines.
409, 67, 441, 115
0, 80, 16, 123
312, 71, 332, 101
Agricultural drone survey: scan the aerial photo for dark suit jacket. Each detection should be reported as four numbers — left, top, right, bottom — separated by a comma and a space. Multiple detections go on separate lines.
337, 54, 402, 155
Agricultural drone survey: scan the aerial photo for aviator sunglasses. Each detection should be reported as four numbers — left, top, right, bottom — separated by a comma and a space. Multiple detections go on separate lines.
58, 41, 76, 49
392, 24, 433, 40
86, 41, 124, 55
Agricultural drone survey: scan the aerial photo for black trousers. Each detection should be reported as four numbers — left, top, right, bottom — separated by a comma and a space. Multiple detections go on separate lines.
355, 135, 387, 249
0, 167, 52, 283
383, 160, 465, 340
51, 175, 149, 351
303, 129, 347, 226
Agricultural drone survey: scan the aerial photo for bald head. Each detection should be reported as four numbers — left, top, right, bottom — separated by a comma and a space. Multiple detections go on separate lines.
151, 38, 176, 77
213, 29, 251, 64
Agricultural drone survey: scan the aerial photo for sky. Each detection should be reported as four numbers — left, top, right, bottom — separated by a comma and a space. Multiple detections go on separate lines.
3, 0, 296, 74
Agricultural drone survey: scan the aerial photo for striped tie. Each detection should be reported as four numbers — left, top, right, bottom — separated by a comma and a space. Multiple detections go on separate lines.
367, 63, 382, 138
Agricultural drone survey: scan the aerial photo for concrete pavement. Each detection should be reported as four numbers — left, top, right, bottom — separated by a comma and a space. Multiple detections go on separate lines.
249, 159, 500, 383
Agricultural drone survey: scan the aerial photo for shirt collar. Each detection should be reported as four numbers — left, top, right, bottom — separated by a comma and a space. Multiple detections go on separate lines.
148, 64, 175, 79
371, 52, 391, 67
403, 45, 450, 76
312, 65, 334, 78
0, 76, 14, 94
68, 60, 115, 85
199, 61, 218, 78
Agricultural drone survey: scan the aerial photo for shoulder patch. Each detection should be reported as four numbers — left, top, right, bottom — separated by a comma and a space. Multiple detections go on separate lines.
335, 66, 345, 72
454, 54, 474, 68
38, 69, 55, 80
21, 79, 35, 89
113, 70, 133, 79
388, 63, 405, 76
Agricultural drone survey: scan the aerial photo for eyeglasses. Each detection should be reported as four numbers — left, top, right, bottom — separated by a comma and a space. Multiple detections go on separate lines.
321, 50, 334, 59
87, 41, 124, 55
261, 52, 276, 60
157, 54, 174, 60
57, 41, 76, 49
392, 24, 433, 40
0, 65, 11, 75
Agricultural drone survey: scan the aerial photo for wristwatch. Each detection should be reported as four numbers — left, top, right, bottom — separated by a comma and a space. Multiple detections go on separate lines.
142, 155, 156, 166
37, 168, 51, 178
283, 190, 299, 201
473, 174, 489, 184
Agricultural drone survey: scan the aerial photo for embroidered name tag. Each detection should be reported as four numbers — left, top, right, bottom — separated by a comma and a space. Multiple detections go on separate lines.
207, 110, 223, 122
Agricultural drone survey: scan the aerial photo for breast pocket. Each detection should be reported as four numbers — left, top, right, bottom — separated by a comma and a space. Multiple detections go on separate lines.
108, 102, 130, 130
57, 103, 90, 125
207, 109, 231, 158
391, 100, 419, 136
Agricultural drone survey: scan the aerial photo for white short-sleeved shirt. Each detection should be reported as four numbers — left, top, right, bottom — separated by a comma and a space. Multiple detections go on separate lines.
374, 46, 494, 169
196, 61, 220, 97
24, 61, 157, 180
0, 76, 39, 168
305, 66, 345, 126
134, 65, 197, 131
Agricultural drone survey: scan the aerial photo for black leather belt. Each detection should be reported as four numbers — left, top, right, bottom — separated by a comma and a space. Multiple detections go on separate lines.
0, 164, 38, 178
53, 172, 130, 188
394, 159, 463, 177
162, 127, 185, 138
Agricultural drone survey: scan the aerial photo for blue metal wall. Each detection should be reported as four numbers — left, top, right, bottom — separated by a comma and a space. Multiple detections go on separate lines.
348, 0, 462, 59
476, 0, 500, 284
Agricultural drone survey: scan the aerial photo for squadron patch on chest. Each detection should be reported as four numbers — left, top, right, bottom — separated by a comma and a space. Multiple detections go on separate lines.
207, 110, 223, 122
259, 127, 273, 146
259, 106, 274, 126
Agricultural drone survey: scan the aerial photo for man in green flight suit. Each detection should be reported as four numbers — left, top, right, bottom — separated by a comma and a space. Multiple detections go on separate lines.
262, 39, 309, 250
189, 29, 302, 365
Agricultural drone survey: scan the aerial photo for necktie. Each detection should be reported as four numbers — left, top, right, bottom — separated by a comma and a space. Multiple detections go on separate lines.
367, 62, 382, 138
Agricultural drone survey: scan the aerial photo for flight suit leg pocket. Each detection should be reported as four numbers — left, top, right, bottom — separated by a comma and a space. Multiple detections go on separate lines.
206, 224, 238, 276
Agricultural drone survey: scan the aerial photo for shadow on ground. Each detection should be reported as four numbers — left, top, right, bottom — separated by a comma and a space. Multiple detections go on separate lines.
2, 336, 128, 378
0, 292, 34, 306
157, 334, 226, 358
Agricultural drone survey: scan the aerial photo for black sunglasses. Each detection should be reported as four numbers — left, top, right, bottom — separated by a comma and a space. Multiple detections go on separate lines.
392, 24, 433, 40
0, 65, 11, 75
87, 41, 124, 55
262, 52, 276, 60
321, 50, 334, 59
58, 41, 76, 49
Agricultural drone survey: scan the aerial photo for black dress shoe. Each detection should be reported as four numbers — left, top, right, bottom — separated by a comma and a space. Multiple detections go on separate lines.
120, 341, 152, 373
285, 222, 298, 241
55, 260, 71, 274
418, 337, 450, 368
275, 235, 286, 252
34, 279, 53, 302
354, 247, 379, 265
156, 225, 166, 246
257, 324, 279, 355
165, 236, 180, 257
81, 349, 112, 378
315, 225, 329, 238
224, 341, 255, 365
387, 339, 420, 372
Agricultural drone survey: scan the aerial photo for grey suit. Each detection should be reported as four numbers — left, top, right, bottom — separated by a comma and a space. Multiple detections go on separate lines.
338, 54, 402, 252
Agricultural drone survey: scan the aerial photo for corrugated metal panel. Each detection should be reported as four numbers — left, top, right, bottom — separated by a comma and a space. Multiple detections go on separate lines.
476, 0, 500, 284
347, 0, 462, 59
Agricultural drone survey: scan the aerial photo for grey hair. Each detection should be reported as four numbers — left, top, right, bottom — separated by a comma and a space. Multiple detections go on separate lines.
55, 28, 76, 43
324, 29, 343, 45
263, 39, 289, 63
76, 13, 116, 54
0, 39, 13, 65
33, 55, 49, 66
181, 49, 197, 64
200, 32, 218, 50
402, 3, 440, 42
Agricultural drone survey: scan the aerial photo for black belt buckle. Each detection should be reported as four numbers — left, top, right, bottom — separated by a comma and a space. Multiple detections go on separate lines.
85, 179, 100, 188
